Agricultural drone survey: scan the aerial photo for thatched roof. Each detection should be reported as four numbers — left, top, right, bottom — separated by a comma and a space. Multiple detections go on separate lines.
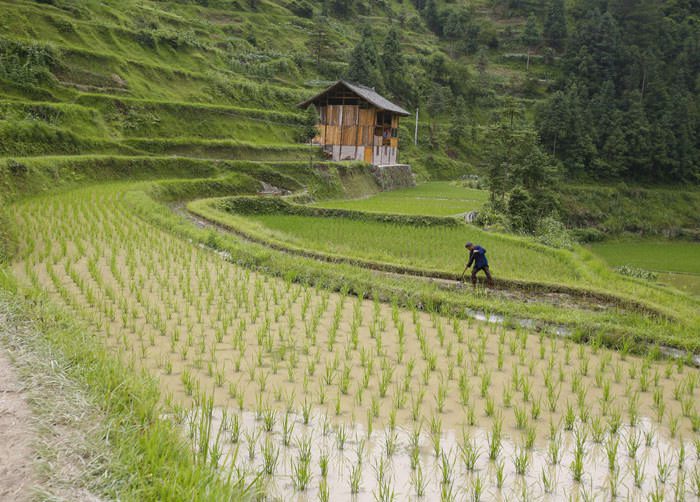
298, 80, 410, 116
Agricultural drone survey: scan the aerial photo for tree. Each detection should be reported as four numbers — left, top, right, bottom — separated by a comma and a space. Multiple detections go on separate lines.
329, 0, 353, 17
424, 0, 441, 35
426, 84, 453, 147
521, 13, 541, 49
443, 7, 477, 55
543, 0, 567, 50
346, 26, 383, 90
448, 97, 467, 145
476, 48, 489, 75
537, 0, 700, 183
620, 92, 652, 177
381, 27, 409, 100
307, 15, 331, 70
483, 123, 560, 231
501, 96, 524, 128
299, 105, 319, 143
535, 86, 595, 175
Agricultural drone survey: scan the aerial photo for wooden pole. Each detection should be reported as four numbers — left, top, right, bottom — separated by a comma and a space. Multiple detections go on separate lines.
352, 97, 359, 161
323, 96, 328, 152
414, 108, 419, 146
340, 94, 346, 158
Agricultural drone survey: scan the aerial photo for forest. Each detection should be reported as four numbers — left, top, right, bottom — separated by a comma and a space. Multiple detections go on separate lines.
334, 0, 700, 183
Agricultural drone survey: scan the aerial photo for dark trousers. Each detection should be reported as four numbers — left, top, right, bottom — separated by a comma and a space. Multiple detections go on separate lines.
471, 266, 493, 286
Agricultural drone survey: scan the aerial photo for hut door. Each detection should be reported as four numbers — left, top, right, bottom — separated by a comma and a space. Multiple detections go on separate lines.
364, 146, 373, 164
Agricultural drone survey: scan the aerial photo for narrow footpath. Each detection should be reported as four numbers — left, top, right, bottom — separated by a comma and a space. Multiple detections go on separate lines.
0, 348, 35, 501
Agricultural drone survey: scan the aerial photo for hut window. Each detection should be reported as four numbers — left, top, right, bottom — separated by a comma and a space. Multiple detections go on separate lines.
376, 111, 392, 126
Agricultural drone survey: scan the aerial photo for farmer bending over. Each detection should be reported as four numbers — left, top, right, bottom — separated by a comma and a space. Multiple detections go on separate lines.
465, 242, 494, 287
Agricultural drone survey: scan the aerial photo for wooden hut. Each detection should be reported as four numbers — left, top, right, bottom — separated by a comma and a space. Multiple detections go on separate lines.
298, 80, 410, 166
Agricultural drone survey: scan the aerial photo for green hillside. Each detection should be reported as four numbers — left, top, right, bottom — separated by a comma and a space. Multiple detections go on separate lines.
0, 0, 566, 179
3, 0, 697, 183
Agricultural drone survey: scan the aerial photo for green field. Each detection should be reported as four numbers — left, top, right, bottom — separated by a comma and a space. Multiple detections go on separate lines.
314, 182, 489, 216
591, 240, 700, 296
590, 241, 700, 275
246, 213, 575, 284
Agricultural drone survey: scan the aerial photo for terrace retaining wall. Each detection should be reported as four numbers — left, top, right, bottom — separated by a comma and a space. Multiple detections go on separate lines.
371, 164, 415, 191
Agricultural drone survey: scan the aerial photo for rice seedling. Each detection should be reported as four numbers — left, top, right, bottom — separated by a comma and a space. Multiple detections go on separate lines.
439, 449, 456, 486
319, 449, 329, 479
262, 407, 276, 432
291, 451, 311, 491
513, 446, 530, 476
495, 459, 505, 489
541, 466, 554, 494
373, 457, 395, 502
605, 434, 619, 472
625, 429, 642, 459
657, 452, 672, 484
570, 427, 587, 483
349, 460, 362, 494
548, 432, 562, 465
459, 429, 479, 471
564, 401, 576, 431
411, 462, 427, 497
318, 478, 330, 502
487, 414, 503, 461
692, 467, 700, 497
261, 436, 279, 476
514, 405, 528, 430
244, 428, 260, 461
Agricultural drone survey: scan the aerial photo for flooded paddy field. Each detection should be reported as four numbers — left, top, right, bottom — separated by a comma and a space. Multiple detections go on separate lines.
11, 186, 700, 500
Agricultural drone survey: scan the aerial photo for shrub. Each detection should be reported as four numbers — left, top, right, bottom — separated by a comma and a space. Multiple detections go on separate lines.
614, 265, 658, 281
0, 38, 57, 86
571, 227, 605, 243
473, 204, 507, 231
7, 159, 28, 177
535, 217, 574, 249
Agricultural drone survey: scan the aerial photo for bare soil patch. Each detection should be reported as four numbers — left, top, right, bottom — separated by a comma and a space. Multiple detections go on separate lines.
0, 349, 35, 502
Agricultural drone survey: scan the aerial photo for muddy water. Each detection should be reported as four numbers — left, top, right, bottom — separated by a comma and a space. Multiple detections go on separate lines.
202, 409, 697, 501
12, 188, 700, 499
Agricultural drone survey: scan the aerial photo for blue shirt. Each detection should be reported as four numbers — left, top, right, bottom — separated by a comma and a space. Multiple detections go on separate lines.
467, 245, 489, 269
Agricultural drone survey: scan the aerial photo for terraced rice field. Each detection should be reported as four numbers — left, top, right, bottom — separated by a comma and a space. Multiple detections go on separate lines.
314, 182, 488, 217
9, 184, 700, 500
591, 240, 700, 297
241, 213, 577, 285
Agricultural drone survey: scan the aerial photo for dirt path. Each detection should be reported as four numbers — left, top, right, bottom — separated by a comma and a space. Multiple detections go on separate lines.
0, 300, 106, 502
0, 349, 36, 502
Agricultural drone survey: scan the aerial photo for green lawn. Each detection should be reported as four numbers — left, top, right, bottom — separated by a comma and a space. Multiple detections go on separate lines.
314, 182, 489, 216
